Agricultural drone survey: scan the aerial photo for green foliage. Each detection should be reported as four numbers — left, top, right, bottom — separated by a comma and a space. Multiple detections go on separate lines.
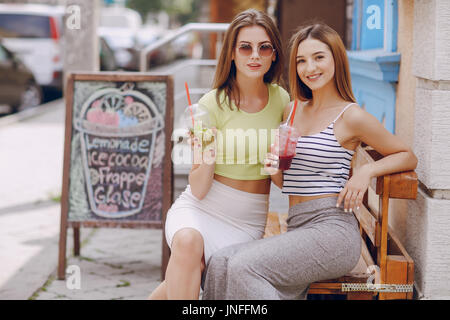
126, 0, 165, 20
127, 0, 203, 25
171, 0, 204, 25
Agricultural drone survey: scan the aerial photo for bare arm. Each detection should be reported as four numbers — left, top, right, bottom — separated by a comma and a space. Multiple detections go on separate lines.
188, 130, 217, 200
336, 107, 418, 211
189, 161, 215, 200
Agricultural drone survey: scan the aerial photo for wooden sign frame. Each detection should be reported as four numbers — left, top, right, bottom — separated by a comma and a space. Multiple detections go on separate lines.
58, 72, 173, 280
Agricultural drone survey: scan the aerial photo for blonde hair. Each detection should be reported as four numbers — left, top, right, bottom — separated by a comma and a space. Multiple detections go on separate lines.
288, 23, 356, 102
213, 9, 284, 110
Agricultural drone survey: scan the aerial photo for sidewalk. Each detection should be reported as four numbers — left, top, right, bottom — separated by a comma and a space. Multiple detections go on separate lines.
0, 101, 165, 300
33, 227, 163, 300
0, 99, 66, 300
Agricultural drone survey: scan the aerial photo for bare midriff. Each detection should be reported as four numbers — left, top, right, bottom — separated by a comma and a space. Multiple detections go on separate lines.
214, 174, 271, 194
288, 193, 338, 208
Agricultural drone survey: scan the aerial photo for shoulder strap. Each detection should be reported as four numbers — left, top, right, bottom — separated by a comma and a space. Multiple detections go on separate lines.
332, 102, 357, 123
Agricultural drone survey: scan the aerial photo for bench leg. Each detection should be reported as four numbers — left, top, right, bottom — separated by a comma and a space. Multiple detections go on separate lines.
347, 292, 374, 300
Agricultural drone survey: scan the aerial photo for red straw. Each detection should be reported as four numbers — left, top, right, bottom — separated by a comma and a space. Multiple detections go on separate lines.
185, 82, 194, 127
283, 100, 298, 156
289, 100, 298, 126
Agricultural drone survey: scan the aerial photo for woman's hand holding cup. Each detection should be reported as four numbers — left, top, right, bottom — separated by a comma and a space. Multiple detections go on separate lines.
264, 141, 280, 175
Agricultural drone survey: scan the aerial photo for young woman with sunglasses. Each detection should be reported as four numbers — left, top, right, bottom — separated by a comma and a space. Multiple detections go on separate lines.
148, 9, 290, 300
201, 23, 417, 300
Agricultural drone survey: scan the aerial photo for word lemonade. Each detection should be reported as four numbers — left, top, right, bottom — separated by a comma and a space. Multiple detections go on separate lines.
76, 88, 164, 218
175, 119, 279, 170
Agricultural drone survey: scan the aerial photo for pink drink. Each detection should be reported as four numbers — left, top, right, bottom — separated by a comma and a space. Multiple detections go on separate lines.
277, 124, 300, 170
279, 155, 294, 170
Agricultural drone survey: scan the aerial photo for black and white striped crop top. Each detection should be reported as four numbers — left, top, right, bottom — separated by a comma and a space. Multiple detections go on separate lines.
282, 103, 357, 196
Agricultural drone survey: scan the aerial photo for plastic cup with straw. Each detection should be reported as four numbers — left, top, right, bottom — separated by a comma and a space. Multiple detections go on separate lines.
183, 82, 212, 143
278, 100, 299, 170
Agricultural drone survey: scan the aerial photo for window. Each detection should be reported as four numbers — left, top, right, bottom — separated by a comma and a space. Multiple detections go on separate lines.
352, 0, 398, 52
0, 14, 51, 38
348, 0, 400, 133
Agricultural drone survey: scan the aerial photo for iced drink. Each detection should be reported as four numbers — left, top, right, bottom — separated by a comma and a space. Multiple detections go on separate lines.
182, 103, 214, 148
277, 124, 300, 170
279, 154, 294, 170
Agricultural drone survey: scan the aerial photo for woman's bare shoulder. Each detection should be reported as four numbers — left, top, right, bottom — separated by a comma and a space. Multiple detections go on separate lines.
341, 103, 368, 125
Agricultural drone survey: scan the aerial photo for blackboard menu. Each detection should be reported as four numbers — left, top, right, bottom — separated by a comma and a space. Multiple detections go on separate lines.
58, 73, 173, 279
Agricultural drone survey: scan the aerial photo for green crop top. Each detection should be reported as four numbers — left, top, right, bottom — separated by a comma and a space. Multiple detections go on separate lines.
198, 83, 290, 180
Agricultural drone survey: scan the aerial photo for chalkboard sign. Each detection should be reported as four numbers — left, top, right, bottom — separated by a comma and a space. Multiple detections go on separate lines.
58, 73, 173, 279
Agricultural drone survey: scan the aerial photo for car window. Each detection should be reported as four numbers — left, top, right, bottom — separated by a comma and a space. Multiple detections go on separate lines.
0, 14, 50, 38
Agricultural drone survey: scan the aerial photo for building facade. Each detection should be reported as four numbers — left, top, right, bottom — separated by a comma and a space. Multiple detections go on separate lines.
275, 0, 450, 300
348, 0, 450, 299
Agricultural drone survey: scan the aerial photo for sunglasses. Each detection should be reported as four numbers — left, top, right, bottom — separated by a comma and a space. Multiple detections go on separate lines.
237, 43, 275, 57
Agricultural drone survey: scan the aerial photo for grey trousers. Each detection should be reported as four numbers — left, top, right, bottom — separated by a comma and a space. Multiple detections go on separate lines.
201, 196, 361, 300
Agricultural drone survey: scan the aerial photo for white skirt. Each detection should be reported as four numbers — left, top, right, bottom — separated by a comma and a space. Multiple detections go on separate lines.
165, 179, 269, 263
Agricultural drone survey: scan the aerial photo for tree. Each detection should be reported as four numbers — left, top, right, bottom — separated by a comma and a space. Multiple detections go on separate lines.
127, 0, 203, 26
126, 0, 164, 21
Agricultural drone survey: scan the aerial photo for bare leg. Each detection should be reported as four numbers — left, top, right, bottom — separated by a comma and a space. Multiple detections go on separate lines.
147, 281, 167, 300
149, 228, 205, 300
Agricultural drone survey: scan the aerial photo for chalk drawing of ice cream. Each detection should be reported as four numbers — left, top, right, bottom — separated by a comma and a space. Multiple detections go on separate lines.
74, 86, 164, 218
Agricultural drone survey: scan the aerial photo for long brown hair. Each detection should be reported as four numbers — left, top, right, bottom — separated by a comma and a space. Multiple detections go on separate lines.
213, 9, 284, 110
288, 23, 356, 102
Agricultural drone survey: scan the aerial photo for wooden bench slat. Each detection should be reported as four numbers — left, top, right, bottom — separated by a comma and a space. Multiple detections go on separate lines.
379, 255, 408, 300
387, 226, 415, 299
308, 287, 343, 295
279, 213, 288, 233
376, 171, 418, 199
354, 205, 378, 246
263, 212, 281, 238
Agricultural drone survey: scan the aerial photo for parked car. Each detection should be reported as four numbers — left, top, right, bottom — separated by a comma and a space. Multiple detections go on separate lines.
0, 42, 42, 113
99, 7, 168, 70
98, 7, 143, 70
99, 35, 118, 71
0, 4, 64, 91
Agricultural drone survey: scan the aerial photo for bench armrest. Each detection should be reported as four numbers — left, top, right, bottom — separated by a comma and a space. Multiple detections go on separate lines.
354, 146, 418, 200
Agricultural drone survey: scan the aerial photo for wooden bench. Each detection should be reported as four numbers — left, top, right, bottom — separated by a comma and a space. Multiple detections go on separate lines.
263, 145, 418, 300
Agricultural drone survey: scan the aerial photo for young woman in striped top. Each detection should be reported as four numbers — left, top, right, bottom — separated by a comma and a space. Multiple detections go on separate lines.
201, 23, 417, 300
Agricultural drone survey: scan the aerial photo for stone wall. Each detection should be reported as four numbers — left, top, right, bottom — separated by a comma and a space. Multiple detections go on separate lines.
409, 0, 450, 299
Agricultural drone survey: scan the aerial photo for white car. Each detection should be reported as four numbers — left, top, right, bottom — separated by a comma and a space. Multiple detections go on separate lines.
0, 4, 64, 90
98, 6, 143, 70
